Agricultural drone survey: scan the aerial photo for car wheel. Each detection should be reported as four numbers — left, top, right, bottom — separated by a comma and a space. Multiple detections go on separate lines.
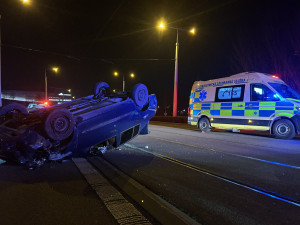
198, 117, 211, 132
132, 84, 149, 109
272, 119, 295, 139
93, 82, 109, 97
0, 103, 28, 123
44, 108, 75, 141
0, 103, 28, 116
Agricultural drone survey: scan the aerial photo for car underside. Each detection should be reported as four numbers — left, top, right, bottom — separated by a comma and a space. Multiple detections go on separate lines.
0, 82, 157, 168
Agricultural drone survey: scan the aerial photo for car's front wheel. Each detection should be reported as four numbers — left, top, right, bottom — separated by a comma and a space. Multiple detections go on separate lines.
272, 119, 295, 139
0, 103, 28, 123
93, 82, 109, 97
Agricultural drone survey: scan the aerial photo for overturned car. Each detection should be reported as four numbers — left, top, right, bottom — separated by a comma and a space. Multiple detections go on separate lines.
0, 82, 157, 168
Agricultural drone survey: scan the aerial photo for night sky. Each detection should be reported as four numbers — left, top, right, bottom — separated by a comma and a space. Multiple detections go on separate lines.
1, 0, 299, 114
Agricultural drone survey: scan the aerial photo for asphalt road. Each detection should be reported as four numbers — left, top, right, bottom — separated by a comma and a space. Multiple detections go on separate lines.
0, 122, 299, 225
0, 160, 119, 225
102, 123, 300, 225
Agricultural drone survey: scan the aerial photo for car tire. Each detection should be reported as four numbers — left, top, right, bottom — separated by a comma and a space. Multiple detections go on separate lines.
198, 117, 211, 132
93, 82, 109, 97
44, 108, 75, 141
132, 84, 149, 109
0, 103, 28, 116
272, 119, 295, 139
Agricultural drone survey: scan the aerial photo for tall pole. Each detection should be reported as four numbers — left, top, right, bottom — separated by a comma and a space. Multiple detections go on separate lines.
173, 29, 179, 117
45, 69, 47, 101
122, 74, 125, 92
0, 15, 2, 107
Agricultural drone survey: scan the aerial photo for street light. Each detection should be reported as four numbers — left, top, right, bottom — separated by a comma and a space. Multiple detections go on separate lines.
158, 21, 195, 117
113, 71, 135, 92
22, 0, 31, 5
45, 67, 59, 101
0, 14, 2, 107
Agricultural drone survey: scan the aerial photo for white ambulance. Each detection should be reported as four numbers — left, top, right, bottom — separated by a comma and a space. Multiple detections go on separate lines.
188, 72, 300, 139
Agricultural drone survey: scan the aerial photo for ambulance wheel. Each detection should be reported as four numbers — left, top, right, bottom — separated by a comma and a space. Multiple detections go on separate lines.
272, 119, 295, 139
198, 117, 211, 132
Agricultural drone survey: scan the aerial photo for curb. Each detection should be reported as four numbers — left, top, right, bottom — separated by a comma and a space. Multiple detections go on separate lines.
88, 156, 201, 225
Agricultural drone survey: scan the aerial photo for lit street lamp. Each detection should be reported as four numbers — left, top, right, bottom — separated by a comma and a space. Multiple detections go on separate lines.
158, 21, 195, 117
22, 0, 31, 5
114, 71, 135, 92
45, 67, 59, 101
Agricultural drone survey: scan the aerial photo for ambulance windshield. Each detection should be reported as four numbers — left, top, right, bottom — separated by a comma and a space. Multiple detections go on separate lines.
269, 83, 300, 100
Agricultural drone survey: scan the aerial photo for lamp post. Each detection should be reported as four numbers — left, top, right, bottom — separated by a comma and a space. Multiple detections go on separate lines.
45, 67, 59, 101
158, 22, 195, 117
0, 14, 2, 107
114, 71, 135, 92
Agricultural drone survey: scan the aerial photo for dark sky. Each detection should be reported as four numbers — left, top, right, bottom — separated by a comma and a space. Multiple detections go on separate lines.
1, 0, 299, 112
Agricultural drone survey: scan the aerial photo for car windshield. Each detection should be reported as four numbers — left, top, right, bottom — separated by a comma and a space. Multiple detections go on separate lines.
268, 82, 300, 100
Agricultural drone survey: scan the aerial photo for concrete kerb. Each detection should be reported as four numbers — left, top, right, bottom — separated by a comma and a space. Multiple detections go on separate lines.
87, 156, 201, 225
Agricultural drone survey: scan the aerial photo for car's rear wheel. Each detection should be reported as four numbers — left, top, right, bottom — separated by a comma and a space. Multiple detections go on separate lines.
44, 108, 75, 141
198, 117, 211, 132
272, 119, 295, 139
132, 84, 149, 109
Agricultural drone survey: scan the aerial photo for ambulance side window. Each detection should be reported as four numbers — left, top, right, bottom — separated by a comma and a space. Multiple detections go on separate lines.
215, 85, 245, 102
251, 84, 280, 101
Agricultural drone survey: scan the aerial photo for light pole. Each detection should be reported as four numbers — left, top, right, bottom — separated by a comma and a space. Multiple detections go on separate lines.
114, 71, 135, 92
174, 28, 179, 118
0, 14, 2, 107
45, 67, 59, 101
158, 22, 195, 117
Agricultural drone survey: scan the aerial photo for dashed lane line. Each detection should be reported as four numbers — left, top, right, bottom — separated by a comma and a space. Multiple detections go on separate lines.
73, 158, 152, 225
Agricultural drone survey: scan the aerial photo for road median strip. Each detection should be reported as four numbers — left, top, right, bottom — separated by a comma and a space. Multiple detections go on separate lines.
73, 158, 152, 225
87, 156, 201, 225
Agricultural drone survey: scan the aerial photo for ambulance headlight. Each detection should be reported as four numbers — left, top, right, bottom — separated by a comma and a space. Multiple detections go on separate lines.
296, 107, 300, 112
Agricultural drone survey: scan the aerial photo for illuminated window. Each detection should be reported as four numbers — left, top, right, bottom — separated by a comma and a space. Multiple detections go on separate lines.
215, 85, 245, 102
218, 87, 232, 100
251, 84, 279, 101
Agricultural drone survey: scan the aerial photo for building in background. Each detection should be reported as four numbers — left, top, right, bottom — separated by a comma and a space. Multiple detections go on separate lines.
1, 89, 73, 106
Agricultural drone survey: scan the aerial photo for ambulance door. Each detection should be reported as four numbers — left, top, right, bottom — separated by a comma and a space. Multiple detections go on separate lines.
212, 85, 246, 130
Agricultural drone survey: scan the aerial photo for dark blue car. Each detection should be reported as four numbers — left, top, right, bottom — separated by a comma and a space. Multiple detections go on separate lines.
0, 82, 157, 168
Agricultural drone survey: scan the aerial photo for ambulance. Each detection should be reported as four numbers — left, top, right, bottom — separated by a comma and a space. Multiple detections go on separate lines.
188, 72, 300, 139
